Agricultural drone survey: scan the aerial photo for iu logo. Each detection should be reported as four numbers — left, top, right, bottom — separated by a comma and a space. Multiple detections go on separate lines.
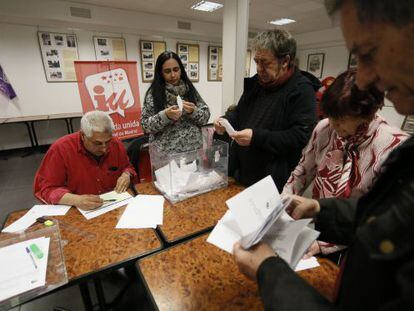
85, 68, 134, 117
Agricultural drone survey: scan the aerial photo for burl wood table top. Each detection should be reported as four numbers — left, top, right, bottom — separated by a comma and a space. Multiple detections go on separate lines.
138, 234, 339, 311
2, 206, 162, 281
135, 180, 245, 243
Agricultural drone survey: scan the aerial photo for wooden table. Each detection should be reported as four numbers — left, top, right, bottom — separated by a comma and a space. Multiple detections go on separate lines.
2, 203, 163, 310
136, 180, 245, 243
137, 234, 339, 311
2, 206, 162, 281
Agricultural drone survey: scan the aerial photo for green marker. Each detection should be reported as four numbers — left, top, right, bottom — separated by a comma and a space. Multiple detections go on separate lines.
29, 243, 43, 259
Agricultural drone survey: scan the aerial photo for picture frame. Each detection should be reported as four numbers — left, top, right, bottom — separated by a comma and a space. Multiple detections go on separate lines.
306, 53, 325, 78
348, 52, 357, 69
38, 31, 79, 82
139, 40, 166, 82
401, 116, 414, 135
177, 42, 199, 82
93, 36, 127, 61
245, 50, 251, 77
208, 45, 222, 81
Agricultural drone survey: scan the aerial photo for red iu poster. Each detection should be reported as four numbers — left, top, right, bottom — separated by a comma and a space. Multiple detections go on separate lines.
74, 61, 143, 139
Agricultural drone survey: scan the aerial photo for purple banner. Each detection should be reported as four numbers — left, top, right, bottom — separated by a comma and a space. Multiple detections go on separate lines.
0, 65, 17, 99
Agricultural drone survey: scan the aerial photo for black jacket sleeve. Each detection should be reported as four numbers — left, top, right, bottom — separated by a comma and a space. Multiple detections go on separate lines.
257, 257, 336, 311
251, 83, 316, 156
315, 198, 358, 245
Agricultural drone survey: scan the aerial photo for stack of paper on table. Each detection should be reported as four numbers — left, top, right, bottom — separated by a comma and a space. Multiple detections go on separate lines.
2, 205, 71, 233
116, 195, 164, 229
77, 191, 133, 220
0, 237, 50, 302
207, 175, 320, 270
154, 159, 224, 197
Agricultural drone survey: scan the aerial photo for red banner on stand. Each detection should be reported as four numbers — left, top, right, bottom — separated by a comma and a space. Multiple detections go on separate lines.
74, 61, 143, 140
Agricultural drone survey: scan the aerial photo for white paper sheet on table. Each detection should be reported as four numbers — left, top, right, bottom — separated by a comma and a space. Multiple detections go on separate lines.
77, 192, 133, 220
116, 195, 164, 229
2, 205, 71, 233
0, 237, 50, 302
207, 175, 320, 269
294, 256, 320, 271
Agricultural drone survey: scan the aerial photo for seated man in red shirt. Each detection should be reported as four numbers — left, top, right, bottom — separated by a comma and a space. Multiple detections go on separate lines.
34, 110, 137, 210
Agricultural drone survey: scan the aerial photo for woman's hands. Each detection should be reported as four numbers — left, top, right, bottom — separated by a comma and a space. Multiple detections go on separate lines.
165, 105, 182, 121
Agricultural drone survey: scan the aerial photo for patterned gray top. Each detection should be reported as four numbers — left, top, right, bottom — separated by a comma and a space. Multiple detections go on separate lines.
141, 85, 210, 153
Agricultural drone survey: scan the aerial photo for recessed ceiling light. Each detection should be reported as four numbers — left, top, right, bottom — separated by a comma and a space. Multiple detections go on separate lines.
269, 18, 296, 26
191, 1, 223, 12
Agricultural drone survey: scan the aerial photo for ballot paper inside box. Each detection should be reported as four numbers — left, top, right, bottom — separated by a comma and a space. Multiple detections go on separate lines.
149, 140, 229, 203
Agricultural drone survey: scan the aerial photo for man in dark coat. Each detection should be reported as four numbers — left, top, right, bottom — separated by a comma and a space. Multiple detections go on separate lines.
214, 29, 317, 190
233, 0, 414, 310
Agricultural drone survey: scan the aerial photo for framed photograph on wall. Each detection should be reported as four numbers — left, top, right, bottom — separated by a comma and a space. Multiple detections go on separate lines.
177, 43, 199, 82
348, 52, 357, 69
93, 36, 127, 61
38, 31, 79, 82
139, 40, 166, 83
208, 45, 222, 81
306, 53, 325, 78
245, 50, 251, 77
402, 116, 414, 135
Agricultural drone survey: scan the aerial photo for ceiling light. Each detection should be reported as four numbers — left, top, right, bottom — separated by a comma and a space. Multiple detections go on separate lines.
269, 18, 296, 26
191, 1, 223, 12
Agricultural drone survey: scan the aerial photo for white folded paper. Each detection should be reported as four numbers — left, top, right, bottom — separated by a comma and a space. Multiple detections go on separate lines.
218, 118, 236, 136
2, 205, 71, 233
176, 95, 183, 111
294, 256, 320, 272
207, 175, 320, 269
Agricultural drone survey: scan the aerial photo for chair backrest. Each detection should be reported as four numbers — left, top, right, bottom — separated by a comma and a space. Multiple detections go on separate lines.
127, 135, 152, 183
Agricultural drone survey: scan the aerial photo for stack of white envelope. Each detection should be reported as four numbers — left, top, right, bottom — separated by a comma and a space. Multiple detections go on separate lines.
154, 159, 224, 198
207, 175, 320, 270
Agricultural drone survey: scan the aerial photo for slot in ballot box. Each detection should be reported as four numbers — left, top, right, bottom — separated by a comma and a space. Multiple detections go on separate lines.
149, 140, 229, 203
0, 219, 67, 310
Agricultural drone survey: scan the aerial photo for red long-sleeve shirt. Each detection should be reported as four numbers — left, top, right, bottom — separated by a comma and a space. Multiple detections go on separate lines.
34, 132, 137, 204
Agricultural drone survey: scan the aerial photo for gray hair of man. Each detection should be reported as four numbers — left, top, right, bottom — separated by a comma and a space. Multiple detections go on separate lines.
251, 29, 297, 68
325, 0, 414, 27
80, 110, 114, 138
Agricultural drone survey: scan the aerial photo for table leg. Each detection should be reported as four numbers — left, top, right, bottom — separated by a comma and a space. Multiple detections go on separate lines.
29, 121, 39, 147
64, 118, 71, 134
79, 282, 94, 311
24, 121, 35, 147
93, 278, 107, 311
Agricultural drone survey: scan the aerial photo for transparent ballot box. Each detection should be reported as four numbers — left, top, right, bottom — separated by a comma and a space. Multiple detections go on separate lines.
149, 140, 229, 203
0, 220, 68, 310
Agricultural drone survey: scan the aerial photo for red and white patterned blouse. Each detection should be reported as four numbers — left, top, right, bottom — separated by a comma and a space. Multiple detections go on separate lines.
283, 115, 408, 199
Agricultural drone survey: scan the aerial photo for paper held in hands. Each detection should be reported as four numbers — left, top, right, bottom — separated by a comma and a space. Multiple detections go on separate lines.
219, 119, 236, 136
207, 175, 320, 270
176, 95, 183, 111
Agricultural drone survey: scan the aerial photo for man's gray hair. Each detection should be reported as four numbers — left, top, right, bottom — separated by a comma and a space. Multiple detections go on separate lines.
251, 29, 297, 67
80, 110, 114, 137
325, 0, 414, 27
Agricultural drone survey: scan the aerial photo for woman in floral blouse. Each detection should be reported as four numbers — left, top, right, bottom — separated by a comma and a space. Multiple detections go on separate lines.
282, 70, 408, 257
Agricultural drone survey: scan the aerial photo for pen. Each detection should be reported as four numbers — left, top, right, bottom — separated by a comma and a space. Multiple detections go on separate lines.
103, 199, 117, 202
26, 246, 38, 269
